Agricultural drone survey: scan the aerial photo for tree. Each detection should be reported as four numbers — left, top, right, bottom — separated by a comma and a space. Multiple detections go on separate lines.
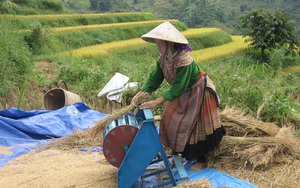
98, 0, 111, 12
89, 0, 111, 11
24, 24, 46, 55
237, 9, 299, 60
90, 0, 98, 10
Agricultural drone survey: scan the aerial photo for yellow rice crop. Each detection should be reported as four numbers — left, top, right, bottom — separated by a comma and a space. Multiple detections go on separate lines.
182, 28, 221, 37
49, 20, 179, 33
190, 36, 248, 62
63, 27, 223, 57
62, 38, 148, 57
5, 12, 154, 19
283, 66, 300, 74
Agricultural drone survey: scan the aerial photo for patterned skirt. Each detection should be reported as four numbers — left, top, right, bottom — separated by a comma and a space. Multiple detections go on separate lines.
159, 76, 225, 162
181, 89, 225, 163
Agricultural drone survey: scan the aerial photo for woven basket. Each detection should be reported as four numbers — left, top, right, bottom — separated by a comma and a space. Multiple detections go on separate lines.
43, 80, 81, 110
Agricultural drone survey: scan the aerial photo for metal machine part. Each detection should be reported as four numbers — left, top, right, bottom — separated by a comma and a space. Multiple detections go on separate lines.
103, 113, 140, 167
102, 109, 189, 187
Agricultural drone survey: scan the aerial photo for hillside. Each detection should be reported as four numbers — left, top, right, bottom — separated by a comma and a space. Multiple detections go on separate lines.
1, 0, 300, 34
1, 8, 300, 125
0, 4, 300, 188
61, 0, 300, 34
0, 13, 236, 110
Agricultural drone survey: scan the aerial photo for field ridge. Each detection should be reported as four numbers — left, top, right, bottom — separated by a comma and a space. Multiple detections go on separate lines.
61, 27, 242, 59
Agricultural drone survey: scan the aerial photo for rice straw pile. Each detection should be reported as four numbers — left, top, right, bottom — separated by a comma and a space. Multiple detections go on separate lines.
42, 92, 149, 151
221, 106, 280, 137
42, 100, 299, 172
176, 179, 212, 188
209, 106, 300, 170
41, 130, 98, 151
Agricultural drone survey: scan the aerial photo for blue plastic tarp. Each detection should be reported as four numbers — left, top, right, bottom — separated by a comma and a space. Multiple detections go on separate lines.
0, 102, 258, 188
0, 102, 107, 167
135, 161, 258, 188
180, 167, 258, 188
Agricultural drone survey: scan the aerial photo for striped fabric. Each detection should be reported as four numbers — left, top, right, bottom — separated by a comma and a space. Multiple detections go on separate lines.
156, 44, 223, 157
159, 76, 205, 152
189, 84, 222, 144
158, 49, 193, 85
158, 55, 222, 152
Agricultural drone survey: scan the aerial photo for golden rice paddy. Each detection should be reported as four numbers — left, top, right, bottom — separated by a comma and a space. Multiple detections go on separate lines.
190, 36, 248, 62
64, 27, 242, 59
4, 12, 154, 19
49, 20, 179, 33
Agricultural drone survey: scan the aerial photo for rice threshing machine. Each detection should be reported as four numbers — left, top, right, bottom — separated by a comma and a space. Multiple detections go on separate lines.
102, 109, 190, 187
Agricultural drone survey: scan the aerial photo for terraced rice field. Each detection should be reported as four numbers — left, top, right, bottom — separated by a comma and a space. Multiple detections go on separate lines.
11, 12, 154, 19
48, 20, 178, 33
190, 36, 248, 62
63, 37, 148, 57
62, 27, 247, 60
283, 65, 300, 74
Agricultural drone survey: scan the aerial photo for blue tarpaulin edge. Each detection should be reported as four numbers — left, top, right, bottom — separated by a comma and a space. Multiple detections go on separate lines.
0, 102, 107, 167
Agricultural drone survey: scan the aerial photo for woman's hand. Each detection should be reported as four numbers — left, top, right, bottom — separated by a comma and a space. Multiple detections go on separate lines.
139, 97, 166, 109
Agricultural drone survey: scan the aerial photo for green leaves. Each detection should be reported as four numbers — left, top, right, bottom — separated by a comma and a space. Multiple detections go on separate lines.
237, 9, 299, 60
0, 19, 33, 96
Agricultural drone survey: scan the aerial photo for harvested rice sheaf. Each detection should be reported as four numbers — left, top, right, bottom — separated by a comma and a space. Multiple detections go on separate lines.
86, 91, 150, 139
42, 104, 299, 172
175, 179, 212, 188
41, 130, 99, 151
221, 106, 280, 136
212, 107, 300, 170
41, 92, 150, 151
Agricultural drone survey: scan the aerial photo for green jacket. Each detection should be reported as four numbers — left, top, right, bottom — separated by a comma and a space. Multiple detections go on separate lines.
141, 61, 201, 102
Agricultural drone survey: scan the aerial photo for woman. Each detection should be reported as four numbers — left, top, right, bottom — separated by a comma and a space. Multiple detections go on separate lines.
132, 21, 225, 171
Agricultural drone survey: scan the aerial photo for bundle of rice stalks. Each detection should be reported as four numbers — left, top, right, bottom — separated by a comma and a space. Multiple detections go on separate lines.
221, 106, 280, 137
86, 91, 149, 139
40, 130, 99, 151
211, 127, 299, 170
175, 179, 212, 188
41, 92, 149, 151
214, 160, 300, 188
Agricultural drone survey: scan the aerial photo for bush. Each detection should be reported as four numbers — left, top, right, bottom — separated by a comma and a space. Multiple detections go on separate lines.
39, 0, 63, 12
0, 19, 33, 96
2, 0, 63, 14
24, 24, 48, 55
260, 91, 300, 127
269, 46, 300, 70
0, 0, 20, 14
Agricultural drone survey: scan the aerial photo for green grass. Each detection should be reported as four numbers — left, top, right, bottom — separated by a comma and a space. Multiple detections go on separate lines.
61, 27, 231, 57
1, 10, 300, 135
202, 55, 300, 132
19, 19, 188, 55
47, 38, 300, 132
1, 12, 157, 29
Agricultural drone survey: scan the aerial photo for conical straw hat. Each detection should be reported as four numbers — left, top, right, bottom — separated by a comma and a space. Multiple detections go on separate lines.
141, 21, 188, 44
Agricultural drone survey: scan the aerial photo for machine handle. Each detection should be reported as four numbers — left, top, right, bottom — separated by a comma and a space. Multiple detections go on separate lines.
136, 108, 154, 122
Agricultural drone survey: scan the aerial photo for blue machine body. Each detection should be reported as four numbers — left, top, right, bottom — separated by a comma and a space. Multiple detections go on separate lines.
117, 109, 182, 187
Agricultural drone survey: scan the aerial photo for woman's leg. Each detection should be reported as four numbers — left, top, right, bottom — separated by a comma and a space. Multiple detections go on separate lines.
189, 162, 206, 171
189, 155, 207, 171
